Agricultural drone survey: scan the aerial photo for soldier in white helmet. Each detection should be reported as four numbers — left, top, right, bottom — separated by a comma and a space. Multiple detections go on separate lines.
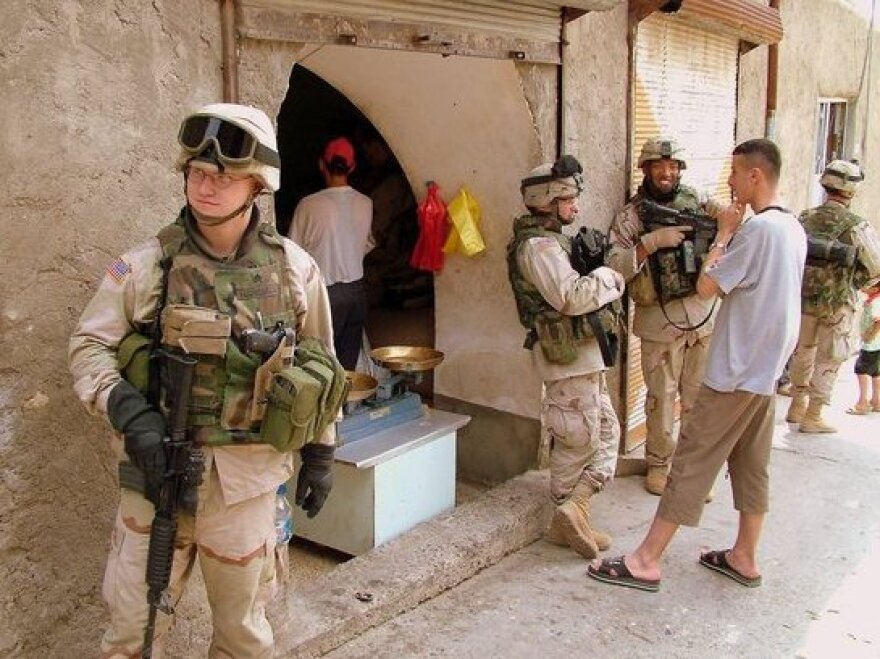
607, 138, 721, 497
69, 104, 342, 657
506, 155, 626, 559
786, 160, 880, 433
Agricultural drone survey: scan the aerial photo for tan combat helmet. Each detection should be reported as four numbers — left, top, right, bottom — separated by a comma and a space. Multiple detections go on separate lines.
820, 160, 864, 197
638, 138, 687, 169
521, 155, 584, 209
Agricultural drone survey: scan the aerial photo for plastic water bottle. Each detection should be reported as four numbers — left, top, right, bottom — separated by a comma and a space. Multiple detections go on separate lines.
275, 483, 294, 545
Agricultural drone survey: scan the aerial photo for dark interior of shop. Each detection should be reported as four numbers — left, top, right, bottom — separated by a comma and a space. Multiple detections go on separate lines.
275, 64, 436, 399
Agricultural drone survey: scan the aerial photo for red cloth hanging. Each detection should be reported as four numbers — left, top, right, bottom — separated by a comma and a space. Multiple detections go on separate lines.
410, 182, 449, 272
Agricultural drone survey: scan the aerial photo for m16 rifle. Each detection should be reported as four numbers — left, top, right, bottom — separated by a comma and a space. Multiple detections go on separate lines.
142, 348, 199, 658
570, 226, 619, 367
639, 199, 718, 302
806, 235, 858, 268
637, 199, 719, 332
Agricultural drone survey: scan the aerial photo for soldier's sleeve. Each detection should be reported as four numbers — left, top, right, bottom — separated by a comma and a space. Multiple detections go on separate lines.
68, 239, 164, 416
280, 237, 338, 447
521, 237, 625, 317
606, 204, 643, 282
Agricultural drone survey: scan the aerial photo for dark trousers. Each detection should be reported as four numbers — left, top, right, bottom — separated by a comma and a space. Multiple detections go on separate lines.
327, 279, 367, 370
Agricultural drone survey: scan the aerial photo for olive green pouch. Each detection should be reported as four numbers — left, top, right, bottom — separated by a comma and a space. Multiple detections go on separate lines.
260, 366, 322, 452
534, 311, 578, 365
118, 332, 152, 393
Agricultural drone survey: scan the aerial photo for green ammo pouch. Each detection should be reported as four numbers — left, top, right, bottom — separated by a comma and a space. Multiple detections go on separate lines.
534, 311, 579, 365
260, 366, 323, 452
295, 337, 349, 440
117, 332, 152, 394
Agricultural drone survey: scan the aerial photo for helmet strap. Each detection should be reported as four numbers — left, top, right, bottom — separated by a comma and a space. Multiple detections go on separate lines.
188, 191, 257, 227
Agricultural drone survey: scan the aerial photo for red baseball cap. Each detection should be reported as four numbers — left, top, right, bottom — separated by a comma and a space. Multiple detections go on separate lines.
323, 137, 355, 170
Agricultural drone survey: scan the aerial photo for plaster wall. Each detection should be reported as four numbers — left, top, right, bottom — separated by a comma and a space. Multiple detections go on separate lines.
773, 0, 880, 221
0, 1, 226, 654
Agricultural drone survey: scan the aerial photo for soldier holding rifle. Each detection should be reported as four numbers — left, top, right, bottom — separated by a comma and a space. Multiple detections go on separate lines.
607, 138, 721, 497
69, 104, 344, 658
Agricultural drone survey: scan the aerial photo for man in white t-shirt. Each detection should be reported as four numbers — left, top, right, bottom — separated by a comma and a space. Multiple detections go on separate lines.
290, 137, 375, 369
588, 139, 806, 592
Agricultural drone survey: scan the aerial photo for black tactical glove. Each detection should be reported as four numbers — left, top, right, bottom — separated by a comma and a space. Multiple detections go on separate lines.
295, 443, 335, 518
107, 380, 167, 500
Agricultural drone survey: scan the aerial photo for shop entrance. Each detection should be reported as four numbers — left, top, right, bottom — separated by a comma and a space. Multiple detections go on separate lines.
275, 64, 436, 399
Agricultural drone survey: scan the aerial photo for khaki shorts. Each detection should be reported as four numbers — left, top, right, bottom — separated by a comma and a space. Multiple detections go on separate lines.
657, 386, 774, 527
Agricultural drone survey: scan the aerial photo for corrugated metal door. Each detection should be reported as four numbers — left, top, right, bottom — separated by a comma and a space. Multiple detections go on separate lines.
624, 12, 737, 451
252, 0, 565, 42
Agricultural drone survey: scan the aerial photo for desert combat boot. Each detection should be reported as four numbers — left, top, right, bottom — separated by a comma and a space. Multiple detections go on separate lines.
786, 392, 808, 424
798, 400, 837, 433
546, 483, 604, 559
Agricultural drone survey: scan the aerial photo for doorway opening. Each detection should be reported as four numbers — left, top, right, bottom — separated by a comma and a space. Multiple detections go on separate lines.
275, 64, 436, 399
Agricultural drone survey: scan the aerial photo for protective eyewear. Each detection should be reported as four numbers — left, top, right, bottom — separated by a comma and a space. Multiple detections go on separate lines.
522, 155, 585, 194
178, 115, 280, 167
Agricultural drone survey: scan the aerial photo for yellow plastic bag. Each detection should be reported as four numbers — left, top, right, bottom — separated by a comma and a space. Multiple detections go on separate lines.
443, 186, 486, 257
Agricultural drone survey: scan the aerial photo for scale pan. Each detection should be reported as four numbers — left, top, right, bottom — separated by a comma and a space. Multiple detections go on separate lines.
345, 370, 378, 402
370, 346, 444, 372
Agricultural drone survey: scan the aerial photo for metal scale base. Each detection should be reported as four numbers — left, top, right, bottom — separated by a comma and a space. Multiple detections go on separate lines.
337, 391, 424, 446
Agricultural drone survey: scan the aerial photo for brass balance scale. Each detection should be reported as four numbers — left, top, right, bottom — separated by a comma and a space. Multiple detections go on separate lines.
338, 346, 444, 445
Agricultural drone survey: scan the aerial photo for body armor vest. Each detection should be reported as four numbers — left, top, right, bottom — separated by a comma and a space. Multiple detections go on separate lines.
800, 203, 863, 318
507, 214, 617, 365
159, 212, 297, 445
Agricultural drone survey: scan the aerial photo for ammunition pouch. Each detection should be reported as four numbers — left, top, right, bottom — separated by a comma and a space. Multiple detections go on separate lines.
534, 311, 581, 365
118, 332, 152, 394
162, 304, 231, 356
260, 338, 349, 452
532, 307, 619, 367
647, 242, 705, 302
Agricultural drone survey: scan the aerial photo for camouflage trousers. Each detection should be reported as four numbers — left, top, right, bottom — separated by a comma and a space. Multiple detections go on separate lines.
641, 334, 709, 469
790, 310, 857, 404
544, 371, 620, 503
100, 456, 277, 659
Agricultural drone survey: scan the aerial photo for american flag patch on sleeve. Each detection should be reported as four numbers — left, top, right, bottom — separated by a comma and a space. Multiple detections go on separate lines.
106, 258, 131, 284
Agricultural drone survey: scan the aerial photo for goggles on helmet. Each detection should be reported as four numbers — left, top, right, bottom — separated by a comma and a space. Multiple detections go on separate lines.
178, 115, 281, 168
521, 155, 585, 195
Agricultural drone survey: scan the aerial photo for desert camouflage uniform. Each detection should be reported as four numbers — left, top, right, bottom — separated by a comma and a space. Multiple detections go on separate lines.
509, 215, 626, 500
607, 186, 718, 470
69, 209, 334, 658
789, 201, 873, 404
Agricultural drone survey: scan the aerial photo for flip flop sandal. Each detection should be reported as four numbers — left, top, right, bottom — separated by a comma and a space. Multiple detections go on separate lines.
846, 405, 871, 415
587, 556, 660, 592
699, 550, 762, 588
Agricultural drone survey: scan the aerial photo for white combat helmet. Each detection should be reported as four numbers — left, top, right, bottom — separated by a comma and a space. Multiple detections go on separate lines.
176, 103, 281, 192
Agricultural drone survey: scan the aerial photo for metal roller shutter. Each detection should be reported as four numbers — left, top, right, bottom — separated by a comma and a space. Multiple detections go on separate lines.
239, 0, 622, 64
623, 11, 737, 450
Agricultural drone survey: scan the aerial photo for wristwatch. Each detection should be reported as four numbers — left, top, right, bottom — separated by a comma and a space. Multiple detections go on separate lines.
709, 240, 727, 252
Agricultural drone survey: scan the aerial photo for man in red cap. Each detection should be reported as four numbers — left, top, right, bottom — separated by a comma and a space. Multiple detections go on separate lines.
290, 137, 375, 369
